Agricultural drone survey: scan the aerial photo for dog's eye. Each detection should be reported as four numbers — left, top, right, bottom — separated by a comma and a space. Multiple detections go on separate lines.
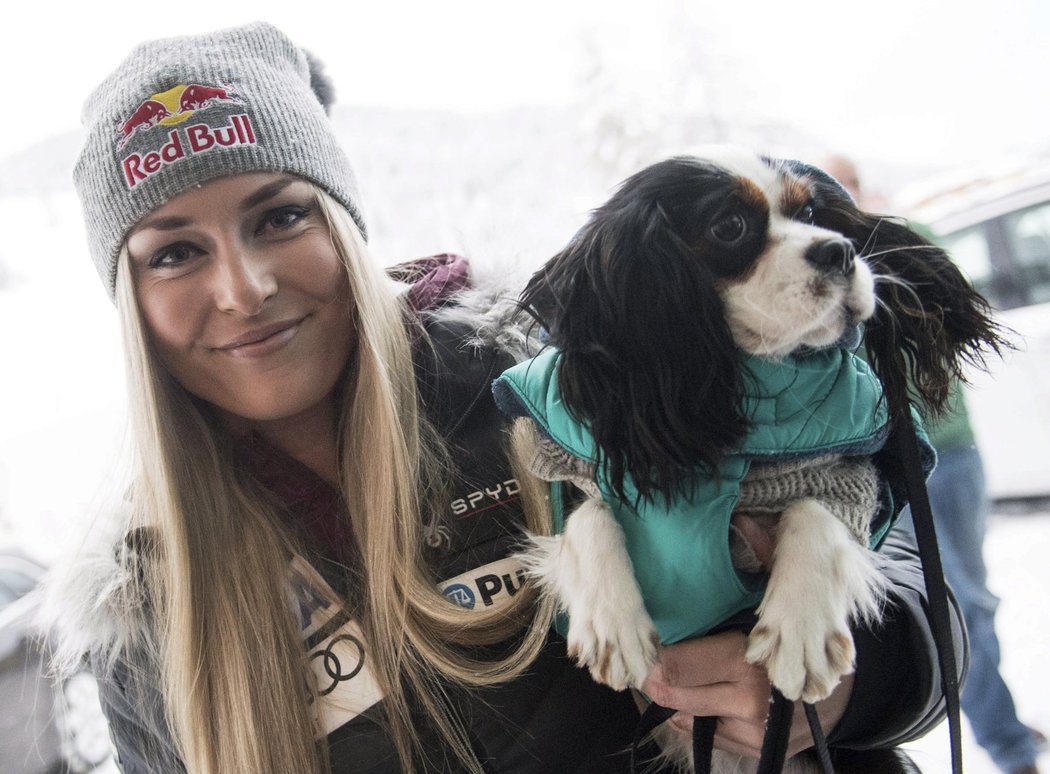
797, 204, 815, 224
710, 212, 748, 244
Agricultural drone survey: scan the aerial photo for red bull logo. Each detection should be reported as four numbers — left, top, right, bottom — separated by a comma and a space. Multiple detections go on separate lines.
115, 82, 256, 189
117, 100, 173, 147
116, 82, 243, 149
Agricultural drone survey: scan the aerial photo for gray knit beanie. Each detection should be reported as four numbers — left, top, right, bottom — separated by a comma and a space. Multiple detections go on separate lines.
74, 22, 367, 299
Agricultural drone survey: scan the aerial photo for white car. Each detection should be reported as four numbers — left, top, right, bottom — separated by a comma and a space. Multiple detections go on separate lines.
904, 163, 1050, 500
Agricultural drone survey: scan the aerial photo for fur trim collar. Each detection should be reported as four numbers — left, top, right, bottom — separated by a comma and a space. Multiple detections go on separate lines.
38, 500, 150, 675
427, 260, 540, 363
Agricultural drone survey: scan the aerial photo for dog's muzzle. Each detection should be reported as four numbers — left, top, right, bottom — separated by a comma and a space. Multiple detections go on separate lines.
806, 238, 856, 276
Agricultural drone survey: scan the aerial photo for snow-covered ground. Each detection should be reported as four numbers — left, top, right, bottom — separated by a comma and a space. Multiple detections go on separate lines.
903, 506, 1050, 773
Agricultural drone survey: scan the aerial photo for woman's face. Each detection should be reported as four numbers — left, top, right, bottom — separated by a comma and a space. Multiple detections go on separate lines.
125, 173, 355, 427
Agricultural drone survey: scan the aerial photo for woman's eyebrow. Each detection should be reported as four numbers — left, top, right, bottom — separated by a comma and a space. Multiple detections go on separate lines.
240, 177, 297, 211
136, 215, 192, 232
132, 177, 300, 234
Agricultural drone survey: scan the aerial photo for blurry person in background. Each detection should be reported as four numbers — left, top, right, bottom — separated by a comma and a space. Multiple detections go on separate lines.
918, 386, 1045, 774
819, 153, 889, 212
821, 153, 1046, 774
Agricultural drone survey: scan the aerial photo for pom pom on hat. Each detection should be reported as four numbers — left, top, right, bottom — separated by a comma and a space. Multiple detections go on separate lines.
304, 51, 336, 115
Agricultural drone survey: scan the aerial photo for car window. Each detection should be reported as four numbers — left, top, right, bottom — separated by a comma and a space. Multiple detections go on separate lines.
1003, 201, 1050, 306
941, 226, 996, 301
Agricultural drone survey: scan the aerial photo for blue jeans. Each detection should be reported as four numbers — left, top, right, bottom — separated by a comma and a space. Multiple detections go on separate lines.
904, 445, 1037, 773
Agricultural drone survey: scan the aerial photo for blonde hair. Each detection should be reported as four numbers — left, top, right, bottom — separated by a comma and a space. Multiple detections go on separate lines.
112, 186, 554, 774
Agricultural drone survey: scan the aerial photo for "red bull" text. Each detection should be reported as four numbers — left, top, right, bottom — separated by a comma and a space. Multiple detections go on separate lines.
122, 114, 256, 189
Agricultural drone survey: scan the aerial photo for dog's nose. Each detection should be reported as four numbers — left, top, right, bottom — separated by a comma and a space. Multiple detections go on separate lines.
806, 239, 856, 275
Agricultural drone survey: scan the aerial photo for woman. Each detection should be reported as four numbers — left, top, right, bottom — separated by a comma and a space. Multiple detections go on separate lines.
48, 21, 961, 774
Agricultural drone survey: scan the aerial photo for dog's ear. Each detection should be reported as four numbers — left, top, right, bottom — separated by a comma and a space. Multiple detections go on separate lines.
520, 193, 746, 504
776, 158, 1011, 419
816, 198, 1010, 420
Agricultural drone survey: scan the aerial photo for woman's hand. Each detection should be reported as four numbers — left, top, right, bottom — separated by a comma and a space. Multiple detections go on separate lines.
641, 630, 854, 758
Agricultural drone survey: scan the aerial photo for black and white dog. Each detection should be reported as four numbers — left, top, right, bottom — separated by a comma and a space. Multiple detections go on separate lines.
504, 147, 1005, 769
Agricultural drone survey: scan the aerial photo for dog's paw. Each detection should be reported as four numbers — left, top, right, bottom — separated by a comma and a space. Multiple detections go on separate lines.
745, 611, 855, 703
744, 498, 886, 703
518, 498, 659, 691
566, 600, 659, 691
558, 519, 659, 690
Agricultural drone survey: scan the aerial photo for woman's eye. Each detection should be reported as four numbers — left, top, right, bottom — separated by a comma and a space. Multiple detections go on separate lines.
148, 242, 200, 269
258, 205, 310, 234
797, 204, 816, 224
710, 211, 748, 244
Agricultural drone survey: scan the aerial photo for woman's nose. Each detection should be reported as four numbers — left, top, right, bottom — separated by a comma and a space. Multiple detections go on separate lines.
212, 243, 277, 315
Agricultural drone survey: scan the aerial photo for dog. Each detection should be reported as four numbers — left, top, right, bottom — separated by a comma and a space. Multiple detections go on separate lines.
492, 147, 1005, 771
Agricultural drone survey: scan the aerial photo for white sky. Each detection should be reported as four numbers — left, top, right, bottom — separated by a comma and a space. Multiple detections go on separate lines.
1, 0, 1047, 168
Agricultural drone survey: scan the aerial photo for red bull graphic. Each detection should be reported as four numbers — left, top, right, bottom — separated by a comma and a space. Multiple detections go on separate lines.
114, 82, 244, 150
115, 82, 256, 189
117, 100, 173, 148
178, 83, 241, 112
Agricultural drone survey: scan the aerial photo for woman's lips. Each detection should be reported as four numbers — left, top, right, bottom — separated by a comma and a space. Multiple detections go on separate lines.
215, 318, 304, 357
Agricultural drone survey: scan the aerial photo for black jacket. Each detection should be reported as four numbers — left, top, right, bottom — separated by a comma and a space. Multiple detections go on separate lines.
94, 314, 965, 773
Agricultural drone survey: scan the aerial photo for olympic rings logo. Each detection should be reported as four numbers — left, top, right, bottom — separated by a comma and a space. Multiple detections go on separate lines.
310, 633, 366, 697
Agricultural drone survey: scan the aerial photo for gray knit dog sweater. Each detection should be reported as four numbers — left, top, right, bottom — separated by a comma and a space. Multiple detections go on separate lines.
525, 436, 879, 572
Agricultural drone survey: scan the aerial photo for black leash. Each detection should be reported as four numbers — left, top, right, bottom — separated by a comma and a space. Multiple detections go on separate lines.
755, 689, 794, 774
631, 696, 837, 774
629, 704, 720, 773
693, 716, 717, 774
754, 694, 836, 774
804, 701, 836, 774
630, 702, 676, 772
895, 410, 965, 774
